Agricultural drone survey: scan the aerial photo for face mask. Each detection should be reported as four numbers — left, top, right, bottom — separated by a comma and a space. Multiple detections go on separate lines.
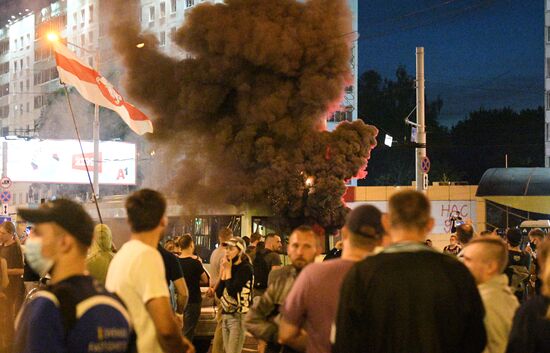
24, 237, 54, 277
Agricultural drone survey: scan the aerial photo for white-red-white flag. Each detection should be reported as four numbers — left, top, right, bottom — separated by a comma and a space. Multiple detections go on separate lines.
53, 41, 153, 135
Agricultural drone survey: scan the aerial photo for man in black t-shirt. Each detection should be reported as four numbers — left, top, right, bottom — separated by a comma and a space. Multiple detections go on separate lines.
334, 190, 486, 353
505, 228, 531, 302
158, 244, 189, 313
253, 233, 282, 296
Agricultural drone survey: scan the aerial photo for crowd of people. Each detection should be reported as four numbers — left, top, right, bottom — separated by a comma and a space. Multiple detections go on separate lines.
0, 188, 550, 353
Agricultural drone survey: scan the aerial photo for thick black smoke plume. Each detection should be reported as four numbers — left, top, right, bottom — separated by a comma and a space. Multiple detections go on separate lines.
108, 0, 378, 230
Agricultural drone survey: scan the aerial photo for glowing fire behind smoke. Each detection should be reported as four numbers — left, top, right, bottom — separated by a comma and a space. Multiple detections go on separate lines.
107, 0, 378, 230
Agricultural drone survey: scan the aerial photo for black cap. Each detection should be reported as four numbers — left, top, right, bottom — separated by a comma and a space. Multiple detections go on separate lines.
18, 199, 95, 247
346, 205, 384, 239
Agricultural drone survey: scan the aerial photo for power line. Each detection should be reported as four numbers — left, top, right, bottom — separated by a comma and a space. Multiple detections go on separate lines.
366, 0, 471, 26
360, 0, 495, 41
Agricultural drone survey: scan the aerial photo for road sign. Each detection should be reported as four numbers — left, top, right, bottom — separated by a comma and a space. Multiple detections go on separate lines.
0, 191, 11, 203
421, 156, 431, 174
0, 216, 11, 223
0, 177, 12, 189
1, 204, 8, 215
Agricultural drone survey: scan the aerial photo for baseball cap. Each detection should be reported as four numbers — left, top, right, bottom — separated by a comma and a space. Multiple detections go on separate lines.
222, 237, 246, 252
18, 199, 95, 247
345, 205, 384, 240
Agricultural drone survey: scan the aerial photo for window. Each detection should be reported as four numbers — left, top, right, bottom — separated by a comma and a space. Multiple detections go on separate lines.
34, 95, 43, 109
171, 0, 177, 13
14, 39, 18, 51
0, 105, 8, 118
547, 92, 550, 110
149, 6, 155, 22
73, 12, 77, 29
26, 79, 29, 90
186, 0, 194, 8
89, 4, 94, 23
0, 62, 8, 75
14, 61, 17, 72
20, 59, 23, 71
81, 9, 85, 27
88, 56, 94, 67
547, 27, 550, 43
20, 37, 23, 50
160, 31, 166, 46
81, 34, 85, 46
26, 102, 29, 112
26, 57, 29, 68
51, 67, 58, 80
160, 2, 166, 18
26, 34, 30, 49
19, 81, 23, 92
0, 40, 9, 55
0, 83, 10, 97
89, 31, 94, 44
19, 104, 23, 115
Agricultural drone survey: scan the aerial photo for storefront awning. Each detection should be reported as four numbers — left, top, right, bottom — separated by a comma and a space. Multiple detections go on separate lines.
476, 168, 550, 214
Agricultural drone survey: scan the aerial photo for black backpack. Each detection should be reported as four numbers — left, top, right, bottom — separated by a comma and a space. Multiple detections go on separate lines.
253, 249, 270, 290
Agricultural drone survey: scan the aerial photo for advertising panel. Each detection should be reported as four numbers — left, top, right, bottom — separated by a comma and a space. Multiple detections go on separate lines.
347, 200, 477, 234
6, 139, 136, 185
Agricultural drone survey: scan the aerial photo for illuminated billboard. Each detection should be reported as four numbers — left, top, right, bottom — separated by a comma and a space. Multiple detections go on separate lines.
5, 139, 136, 185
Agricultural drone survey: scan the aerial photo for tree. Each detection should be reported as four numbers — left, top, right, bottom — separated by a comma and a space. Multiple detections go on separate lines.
357, 66, 454, 185
356, 67, 544, 185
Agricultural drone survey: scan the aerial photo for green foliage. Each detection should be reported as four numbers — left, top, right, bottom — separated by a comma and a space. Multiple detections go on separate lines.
357, 68, 544, 185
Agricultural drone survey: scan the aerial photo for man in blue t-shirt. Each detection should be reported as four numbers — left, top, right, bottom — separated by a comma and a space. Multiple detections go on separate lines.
14, 199, 134, 353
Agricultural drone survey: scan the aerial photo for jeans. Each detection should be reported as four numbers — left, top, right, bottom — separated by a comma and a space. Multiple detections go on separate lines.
221, 313, 246, 353
183, 301, 202, 342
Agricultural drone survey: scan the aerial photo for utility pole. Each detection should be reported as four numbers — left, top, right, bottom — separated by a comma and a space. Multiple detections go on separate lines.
416, 47, 427, 192
92, 52, 100, 199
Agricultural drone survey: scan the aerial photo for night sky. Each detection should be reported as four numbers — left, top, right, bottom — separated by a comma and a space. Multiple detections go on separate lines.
358, 0, 544, 126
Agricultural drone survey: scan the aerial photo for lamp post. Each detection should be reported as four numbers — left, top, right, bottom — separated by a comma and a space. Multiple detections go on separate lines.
47, 32, 100, 199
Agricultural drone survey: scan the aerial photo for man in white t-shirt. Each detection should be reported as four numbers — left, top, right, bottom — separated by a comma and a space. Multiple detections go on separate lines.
106, 189, 194, 353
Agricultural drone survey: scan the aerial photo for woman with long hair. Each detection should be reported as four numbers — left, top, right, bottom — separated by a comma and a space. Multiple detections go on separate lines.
175, 234, 208, 342
215, 237, 253, 353
506, 240, 550, 352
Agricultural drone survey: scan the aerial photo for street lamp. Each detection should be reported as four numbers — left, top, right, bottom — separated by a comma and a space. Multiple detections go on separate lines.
47, 32, 101, 199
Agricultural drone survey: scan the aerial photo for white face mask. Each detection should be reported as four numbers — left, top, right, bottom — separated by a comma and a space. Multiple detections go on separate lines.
24, 237, 54, 277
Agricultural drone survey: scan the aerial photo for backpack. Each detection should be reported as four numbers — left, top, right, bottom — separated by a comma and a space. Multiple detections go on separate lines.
253, 249, 270, 290
505, 251, 531, 300
507, 265, 530, 296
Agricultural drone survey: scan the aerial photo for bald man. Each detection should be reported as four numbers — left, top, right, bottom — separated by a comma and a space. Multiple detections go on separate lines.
463, 238, 519, 353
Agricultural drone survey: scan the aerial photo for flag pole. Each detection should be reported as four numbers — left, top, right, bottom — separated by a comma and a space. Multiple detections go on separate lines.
62, 84, 103, 224
92, 51, 100, 199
